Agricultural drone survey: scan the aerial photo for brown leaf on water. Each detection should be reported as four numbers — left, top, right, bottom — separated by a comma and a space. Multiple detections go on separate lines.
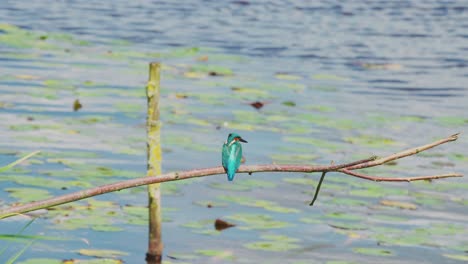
250, 101, 264, 109
380, 200, 417, 210
175, 93, 189, 99
73, 99, 82, 111
214, 218, 235, 231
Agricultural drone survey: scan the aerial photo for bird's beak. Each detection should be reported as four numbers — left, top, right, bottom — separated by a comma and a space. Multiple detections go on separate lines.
238, 137, 248, 143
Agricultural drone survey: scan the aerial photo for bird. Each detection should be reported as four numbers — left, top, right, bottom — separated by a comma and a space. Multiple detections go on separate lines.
222, 133, 248, 181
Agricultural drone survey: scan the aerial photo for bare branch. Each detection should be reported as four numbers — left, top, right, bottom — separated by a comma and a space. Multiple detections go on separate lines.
340, 168, 462, 182
0, 134, 462, 219
346, 133, 459, 170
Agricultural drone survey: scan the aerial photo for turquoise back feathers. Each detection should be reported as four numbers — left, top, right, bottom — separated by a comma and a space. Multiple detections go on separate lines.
222, 133, 247, 181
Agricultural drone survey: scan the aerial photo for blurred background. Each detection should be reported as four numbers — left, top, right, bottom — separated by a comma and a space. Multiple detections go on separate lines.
0, 1, 467, 263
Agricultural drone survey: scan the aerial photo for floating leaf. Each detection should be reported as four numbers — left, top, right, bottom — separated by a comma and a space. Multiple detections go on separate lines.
283, 136, 340, 150
352, 247, 394, 256
227, 213, 290, 230
272, 154, 319, 164
166, 252, 199, 261
450, 153, 468, 162
249, 101, 266, 109
231, 87, 270, 97
328, 222, 367, 230
380, 200, 417, 210
435, 116, 468, 126
283, 177, 315, 186
190, 64, 233, 76
275, 73, 301, 80
324, 212, 363, 221
73, 99, 82, 111
357, 62, 403, 71
245, 234, 300, 251
311, 73, 347, 81
17, 259, 63, 264
4, 175, 87, 189
77, 249, 128, 258
6, 187, 51, 203
443, 254, 468, 261
219, 195, 299, 213
344, 134, 397, 148
282, 101, 296, 107
195, 249, 234, 260
193, 200, 228, 208
214, 218, 236, 231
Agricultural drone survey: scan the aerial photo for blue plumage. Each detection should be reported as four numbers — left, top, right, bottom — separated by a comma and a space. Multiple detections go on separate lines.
222, 133, 247, 181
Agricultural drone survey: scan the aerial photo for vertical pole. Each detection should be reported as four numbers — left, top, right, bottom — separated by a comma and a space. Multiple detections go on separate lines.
146, 62, 163, 264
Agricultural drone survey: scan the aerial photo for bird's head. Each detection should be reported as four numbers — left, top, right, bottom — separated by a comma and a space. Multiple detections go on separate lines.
226, 133, 248, 146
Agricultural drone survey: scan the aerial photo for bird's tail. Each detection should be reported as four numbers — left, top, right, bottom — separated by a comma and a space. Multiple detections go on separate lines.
227, 172, 235, 181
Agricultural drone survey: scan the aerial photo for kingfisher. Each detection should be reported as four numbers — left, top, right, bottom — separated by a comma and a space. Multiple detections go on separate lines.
222, 133, 248, 181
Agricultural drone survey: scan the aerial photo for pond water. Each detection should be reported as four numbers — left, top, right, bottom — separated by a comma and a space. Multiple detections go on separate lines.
0, 0, 467, 263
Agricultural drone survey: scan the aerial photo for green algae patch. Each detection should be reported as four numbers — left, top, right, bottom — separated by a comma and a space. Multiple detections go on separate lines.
209, 182, 252, 191
324, 212, 364, 221
209, 179, 276, 192
283, 177, 315, 186
352, 247, 394, 256
219, 195, 300, 213
311, 73, 347, 81
18, 259, 63, 264
283, 136, 340, 151
231, 87, 271, 98
344, 134, 397, 148
195, 249, 235, 260
443, 254, 468, 261
227, 213, 290, 230
5, 187, 51, 203
189, 64, 233, 76
275, 73, 302, 80
45, 199, 127, 231
271, 154, 319, 164
9, 124, 63, 132
435, 116, 468, 126
78, 249, 128, 258
0, 23, 55, 49
4, 175, 89, 189
245, 234, 300, 251
193, 200, 228, 208
328, 221, 368, 231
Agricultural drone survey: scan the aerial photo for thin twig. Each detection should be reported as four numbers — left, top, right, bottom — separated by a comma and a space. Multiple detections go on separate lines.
346, 133, 459, 170
309, 172, 327, 206
340, 169, 463, 182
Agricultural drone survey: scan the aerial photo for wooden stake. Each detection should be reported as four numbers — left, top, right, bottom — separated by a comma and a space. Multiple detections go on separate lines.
146, 62, 163, 264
